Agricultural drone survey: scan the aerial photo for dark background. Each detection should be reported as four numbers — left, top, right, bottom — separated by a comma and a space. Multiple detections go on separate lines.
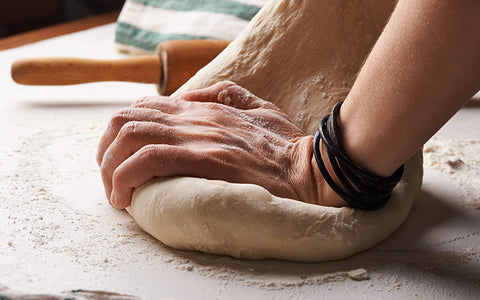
0, 0, 125, 39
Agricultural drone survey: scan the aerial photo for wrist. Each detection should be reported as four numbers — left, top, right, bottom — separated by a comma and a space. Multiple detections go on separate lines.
305, 136, 348, 207
289, 136, 319, 205
338, 98, 400, 177
313, 100, 404, 210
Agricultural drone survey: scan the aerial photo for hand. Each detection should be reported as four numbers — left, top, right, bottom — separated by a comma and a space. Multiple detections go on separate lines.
97, 81, 345, 209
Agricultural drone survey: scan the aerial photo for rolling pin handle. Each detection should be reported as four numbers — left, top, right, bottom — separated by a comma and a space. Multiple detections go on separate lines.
11, 55, 161, 86
10, 39, 230, 95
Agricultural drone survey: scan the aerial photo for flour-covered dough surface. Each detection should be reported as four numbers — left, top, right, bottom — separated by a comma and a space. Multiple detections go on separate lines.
127, 0, 424, 262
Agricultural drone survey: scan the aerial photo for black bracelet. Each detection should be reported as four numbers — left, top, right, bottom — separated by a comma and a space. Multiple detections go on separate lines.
313, 101, 404, 210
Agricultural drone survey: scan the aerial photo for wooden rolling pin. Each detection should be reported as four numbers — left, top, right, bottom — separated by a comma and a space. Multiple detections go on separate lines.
11, 39, 230, 95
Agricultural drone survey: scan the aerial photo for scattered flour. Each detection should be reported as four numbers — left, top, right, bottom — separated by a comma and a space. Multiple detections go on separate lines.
1, 103, 479, 297
0, 107, 363, 293
423, 137, 480, 210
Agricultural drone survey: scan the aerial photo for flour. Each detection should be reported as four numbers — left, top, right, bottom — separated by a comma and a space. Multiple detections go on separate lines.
159, 251, 368, 289
3, 19, 478, 299
0, 107, 153, 290
2, 100, 478, 298
2, 100, 479, 300
424, 137, 480, 209
1, 112, 360, 290
157, 243, 479, 291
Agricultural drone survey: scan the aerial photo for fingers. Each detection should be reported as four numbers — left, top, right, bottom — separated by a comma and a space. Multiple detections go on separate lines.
110, 145, 193, 208
98, 83, 282, 166
109, 145, 235, 209
97, 106, 173, 166
96, 82, 305, 210
100, 121, 183, 201
180, 81, 281, 111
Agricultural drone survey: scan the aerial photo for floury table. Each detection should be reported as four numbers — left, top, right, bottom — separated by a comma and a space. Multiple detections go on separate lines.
1, 22, 479, 299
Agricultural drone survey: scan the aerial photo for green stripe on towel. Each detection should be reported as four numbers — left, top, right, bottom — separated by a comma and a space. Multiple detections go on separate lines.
116, 22, 218, 51
129, 0, 261, 21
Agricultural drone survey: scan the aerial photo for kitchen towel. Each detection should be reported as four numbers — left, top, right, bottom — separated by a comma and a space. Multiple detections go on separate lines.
115, 0, 267, 54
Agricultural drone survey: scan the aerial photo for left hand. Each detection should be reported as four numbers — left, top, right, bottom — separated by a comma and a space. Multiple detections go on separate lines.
97, 81, 343, 209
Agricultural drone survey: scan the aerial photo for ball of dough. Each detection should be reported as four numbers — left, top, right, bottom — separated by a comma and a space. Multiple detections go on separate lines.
127, 154, 422, 262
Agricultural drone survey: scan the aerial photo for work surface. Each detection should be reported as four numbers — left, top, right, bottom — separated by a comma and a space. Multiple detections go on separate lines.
1, 24, 479, 299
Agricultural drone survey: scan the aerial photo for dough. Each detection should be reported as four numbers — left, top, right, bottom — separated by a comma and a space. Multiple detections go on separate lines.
126, 0, 424, 262
128, 155, 421, 262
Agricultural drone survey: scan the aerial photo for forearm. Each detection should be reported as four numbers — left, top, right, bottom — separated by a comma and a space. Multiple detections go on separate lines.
339, 0, 480, 177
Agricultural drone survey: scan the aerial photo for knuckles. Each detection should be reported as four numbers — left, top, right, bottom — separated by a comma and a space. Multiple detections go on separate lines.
118, 121, 142, 138
116, 121, 168, 144
109, 108, 136, 130
131, 95, 169, 107
131, 96, 150, 106
136, 144, 163, 163
201, 101, 222, 110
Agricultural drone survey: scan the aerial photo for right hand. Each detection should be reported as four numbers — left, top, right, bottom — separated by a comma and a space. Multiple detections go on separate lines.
97, 81, 346, 209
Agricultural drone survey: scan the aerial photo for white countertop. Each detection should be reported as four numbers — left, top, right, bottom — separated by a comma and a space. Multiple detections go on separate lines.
1, 24, 479, 299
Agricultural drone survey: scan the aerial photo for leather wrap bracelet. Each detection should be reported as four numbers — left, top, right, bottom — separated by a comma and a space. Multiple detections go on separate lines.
313, 101, 404, 210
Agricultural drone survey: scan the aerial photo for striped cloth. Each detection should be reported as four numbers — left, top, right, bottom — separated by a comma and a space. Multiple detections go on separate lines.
115, 0, 267, 54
